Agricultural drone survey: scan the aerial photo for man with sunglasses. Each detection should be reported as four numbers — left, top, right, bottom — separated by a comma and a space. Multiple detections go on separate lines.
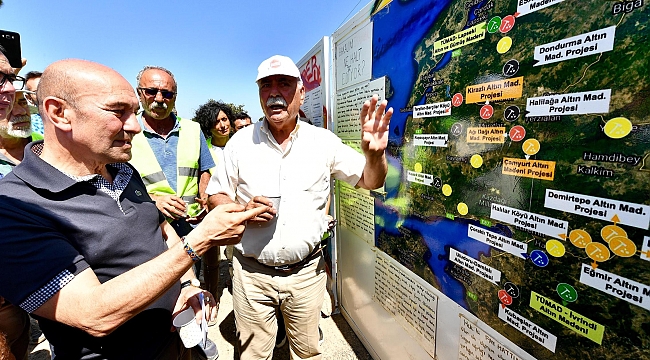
0, 67, 21, 129
0, 90, 43, 179
130, 66, 215, 240
0, 48, 32, 360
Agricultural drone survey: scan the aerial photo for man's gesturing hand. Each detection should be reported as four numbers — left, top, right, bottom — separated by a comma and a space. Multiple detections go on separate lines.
192, 203, 269, 247
245, 196, 278, 223
360, 94, 393, 155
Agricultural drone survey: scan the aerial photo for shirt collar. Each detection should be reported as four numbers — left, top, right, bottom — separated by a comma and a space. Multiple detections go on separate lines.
138, 113, 181, 137
11, 141, 130, 193
259, 116, 301, 142
0, 150, 15, 166
206, 138, 226, 150
0, 134, 39, 167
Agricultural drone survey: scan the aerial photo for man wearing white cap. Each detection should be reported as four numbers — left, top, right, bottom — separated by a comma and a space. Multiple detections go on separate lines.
206, 55, 392, 359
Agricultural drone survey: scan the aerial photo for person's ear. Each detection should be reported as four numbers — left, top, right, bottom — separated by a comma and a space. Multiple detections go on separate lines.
299, 84, 305, 105
43, 97, 73, 132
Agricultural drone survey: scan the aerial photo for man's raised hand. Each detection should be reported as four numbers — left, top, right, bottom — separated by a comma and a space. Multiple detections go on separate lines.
360, 94, 393, 155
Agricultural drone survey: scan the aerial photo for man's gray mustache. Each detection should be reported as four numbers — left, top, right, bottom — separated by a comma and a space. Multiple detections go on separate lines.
10, 115, 31, 124
151, 102, 168, 110
267, 96, 287, 107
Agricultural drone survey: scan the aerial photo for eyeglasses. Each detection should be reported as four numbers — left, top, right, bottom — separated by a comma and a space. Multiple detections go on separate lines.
138, 87, 176, 99
0, 72, 25, 90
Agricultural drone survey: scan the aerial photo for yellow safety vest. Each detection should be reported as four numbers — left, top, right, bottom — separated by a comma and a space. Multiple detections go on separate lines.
130, 118, 202, 217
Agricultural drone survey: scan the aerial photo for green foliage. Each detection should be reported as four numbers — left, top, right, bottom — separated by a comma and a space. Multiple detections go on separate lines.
221, 100, 246, 116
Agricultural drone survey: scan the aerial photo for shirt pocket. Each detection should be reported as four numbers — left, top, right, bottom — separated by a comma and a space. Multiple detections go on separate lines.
292, 161, 330, 192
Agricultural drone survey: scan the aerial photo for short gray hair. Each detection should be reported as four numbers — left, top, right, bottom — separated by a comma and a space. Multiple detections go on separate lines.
136, 65, 177, 92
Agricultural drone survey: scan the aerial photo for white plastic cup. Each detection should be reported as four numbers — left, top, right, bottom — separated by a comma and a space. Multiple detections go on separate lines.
172, 307, 202, 348
264, 196, 281, 215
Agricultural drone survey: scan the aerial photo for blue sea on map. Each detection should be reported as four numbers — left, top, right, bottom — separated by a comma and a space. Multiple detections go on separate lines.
373, 0, 502, 311
381, 148, 508, 311
372, 0, 487, 144
376, 202, 497, 309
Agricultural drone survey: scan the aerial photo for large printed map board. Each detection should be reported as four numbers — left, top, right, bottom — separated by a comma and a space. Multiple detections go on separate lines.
370, 0, 649, 358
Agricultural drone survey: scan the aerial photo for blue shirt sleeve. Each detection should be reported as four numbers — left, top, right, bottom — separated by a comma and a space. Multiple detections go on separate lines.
31, 114, 44, 135
198, 132, 216, 172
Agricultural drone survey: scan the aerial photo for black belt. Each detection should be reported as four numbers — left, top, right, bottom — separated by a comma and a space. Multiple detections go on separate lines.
260, 243, 323, 272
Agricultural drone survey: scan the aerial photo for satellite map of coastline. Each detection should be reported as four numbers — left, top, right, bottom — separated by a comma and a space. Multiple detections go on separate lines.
369, 0, 649, 358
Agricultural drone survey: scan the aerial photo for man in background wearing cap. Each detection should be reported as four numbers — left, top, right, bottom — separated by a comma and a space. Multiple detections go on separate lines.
207, 55, 392, 359
0, 90, 43, 178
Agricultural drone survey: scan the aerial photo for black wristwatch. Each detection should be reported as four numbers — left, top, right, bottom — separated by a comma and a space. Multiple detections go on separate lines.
180, 278, 201, 289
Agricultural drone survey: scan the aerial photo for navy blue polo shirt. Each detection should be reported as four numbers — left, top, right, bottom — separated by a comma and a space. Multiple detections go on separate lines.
0, 141, 181, 359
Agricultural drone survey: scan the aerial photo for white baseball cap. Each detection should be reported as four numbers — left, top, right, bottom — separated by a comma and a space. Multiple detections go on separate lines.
256, 55, 300, 82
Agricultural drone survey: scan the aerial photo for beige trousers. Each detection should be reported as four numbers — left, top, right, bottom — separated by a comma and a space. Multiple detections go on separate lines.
233, 251, 325, 360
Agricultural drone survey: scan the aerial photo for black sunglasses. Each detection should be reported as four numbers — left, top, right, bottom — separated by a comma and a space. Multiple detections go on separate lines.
0, 72, 25, 90
138, 87, 176, 99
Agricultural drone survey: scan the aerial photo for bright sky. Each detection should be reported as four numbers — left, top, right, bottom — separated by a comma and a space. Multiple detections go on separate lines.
1, 0, 366, 121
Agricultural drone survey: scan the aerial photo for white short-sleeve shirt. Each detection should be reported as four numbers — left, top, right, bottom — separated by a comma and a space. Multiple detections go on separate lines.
206, 119, 365, 266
